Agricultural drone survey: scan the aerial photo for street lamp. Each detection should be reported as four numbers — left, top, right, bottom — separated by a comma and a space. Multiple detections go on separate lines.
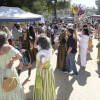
52, 0, 57, 21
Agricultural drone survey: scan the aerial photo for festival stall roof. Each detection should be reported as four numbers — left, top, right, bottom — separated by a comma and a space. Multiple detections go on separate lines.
0, 6, 43, 22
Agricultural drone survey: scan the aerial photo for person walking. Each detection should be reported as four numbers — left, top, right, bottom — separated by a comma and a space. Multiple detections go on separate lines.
0, 31, 26, 100
66, 27, 78, 76
17, 28, 32, 78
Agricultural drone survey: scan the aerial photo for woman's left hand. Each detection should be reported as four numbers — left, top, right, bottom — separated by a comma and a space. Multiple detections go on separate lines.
7, 59, 14, 69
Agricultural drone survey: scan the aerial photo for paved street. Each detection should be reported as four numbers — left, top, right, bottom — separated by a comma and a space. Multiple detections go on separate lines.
17, 38, 100, 100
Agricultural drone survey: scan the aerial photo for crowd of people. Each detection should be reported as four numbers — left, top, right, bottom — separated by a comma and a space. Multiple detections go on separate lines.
0, 18, 100, 100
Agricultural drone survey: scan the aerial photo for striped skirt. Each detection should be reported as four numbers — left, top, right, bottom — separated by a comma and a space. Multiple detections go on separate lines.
33, 67, 55, 100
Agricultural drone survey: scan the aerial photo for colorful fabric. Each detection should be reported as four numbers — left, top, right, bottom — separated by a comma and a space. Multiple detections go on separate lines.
88, 38, 92, 48
0, 47, 26, 100
73, 9, 77, 14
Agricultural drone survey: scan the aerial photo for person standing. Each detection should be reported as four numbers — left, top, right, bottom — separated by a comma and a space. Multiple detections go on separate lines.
0, 31, 26, 100
38, 23, 43, 35
33, 35, 55, 100
96, 24, 100, 62
66, 27, 78, 76
1, 25, 13, 46
57, 29, 67, 71
12, 24, 22, 47
29, 25, 35, 41
79, 28, 89, 67
17, 28, 32, 78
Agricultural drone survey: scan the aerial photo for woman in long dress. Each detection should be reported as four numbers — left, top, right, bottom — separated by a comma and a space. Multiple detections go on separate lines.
79, 28, 89, 67
33, 35, 55, 100
56, 29, 66, 71
0, 31, 26, 100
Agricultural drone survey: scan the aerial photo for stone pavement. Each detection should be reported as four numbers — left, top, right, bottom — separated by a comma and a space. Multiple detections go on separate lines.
17, 38, 100, 100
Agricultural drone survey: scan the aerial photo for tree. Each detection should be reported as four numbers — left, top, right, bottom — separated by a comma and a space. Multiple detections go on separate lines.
57, 1, 71, 10
0, 0, 7, 6
0, 0, 71, 15
95, 0, 100, 14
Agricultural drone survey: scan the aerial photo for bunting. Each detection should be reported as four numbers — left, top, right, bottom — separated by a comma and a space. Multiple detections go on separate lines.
71, 4, 87, 15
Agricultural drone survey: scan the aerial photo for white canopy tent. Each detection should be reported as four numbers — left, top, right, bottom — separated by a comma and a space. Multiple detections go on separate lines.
0, 6, 44, 22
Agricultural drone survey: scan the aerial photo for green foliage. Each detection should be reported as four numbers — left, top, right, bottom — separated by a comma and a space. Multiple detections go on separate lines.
32, 0, 46, 13
96, 0, 100, 8
21, 6, 30, 12
0, 0, 71, 14
95, 0, 100, 14
46, 0, 54, 13
6, 0, 21, 7
57, 1, 71, 10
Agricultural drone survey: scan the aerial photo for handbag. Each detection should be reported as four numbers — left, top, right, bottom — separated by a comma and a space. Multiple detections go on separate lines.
3, 55, 18, 92
3, 77, 17, 92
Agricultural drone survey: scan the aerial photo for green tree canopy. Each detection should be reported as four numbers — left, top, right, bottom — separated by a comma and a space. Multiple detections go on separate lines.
95, 0, 100, 14
57, 1, 71, 10
0, 0, 71, 14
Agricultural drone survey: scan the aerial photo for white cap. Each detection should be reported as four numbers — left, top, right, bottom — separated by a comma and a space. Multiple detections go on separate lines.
67, 23, 73, 28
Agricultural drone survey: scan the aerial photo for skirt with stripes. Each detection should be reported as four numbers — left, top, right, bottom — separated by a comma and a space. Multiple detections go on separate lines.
33, 67, 56, 100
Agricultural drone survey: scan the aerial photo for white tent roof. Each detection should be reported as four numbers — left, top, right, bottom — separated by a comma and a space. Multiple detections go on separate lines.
0, 6, 43, 22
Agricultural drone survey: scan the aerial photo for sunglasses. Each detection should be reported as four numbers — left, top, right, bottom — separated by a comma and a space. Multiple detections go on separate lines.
23, 32, 27, 33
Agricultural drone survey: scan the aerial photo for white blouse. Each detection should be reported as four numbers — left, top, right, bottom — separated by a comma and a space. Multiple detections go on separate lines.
36, 48, 52, 62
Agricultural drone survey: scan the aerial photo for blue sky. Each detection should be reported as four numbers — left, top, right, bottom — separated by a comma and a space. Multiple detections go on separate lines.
71, 0, 97, 8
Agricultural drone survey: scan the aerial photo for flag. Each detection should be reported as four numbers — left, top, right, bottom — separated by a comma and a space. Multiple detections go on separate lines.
77, 5, 79, 14
75, 5, 78, 12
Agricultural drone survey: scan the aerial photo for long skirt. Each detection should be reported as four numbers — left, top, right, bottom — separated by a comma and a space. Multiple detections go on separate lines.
80, 47, 87, 66
33, 67, 55, 100
57, 44, 66, 71
97, 48, 100, 61
0, 67, 26, 100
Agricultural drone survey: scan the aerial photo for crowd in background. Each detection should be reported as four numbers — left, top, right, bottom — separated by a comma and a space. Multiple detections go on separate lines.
0, 18, 100, 100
